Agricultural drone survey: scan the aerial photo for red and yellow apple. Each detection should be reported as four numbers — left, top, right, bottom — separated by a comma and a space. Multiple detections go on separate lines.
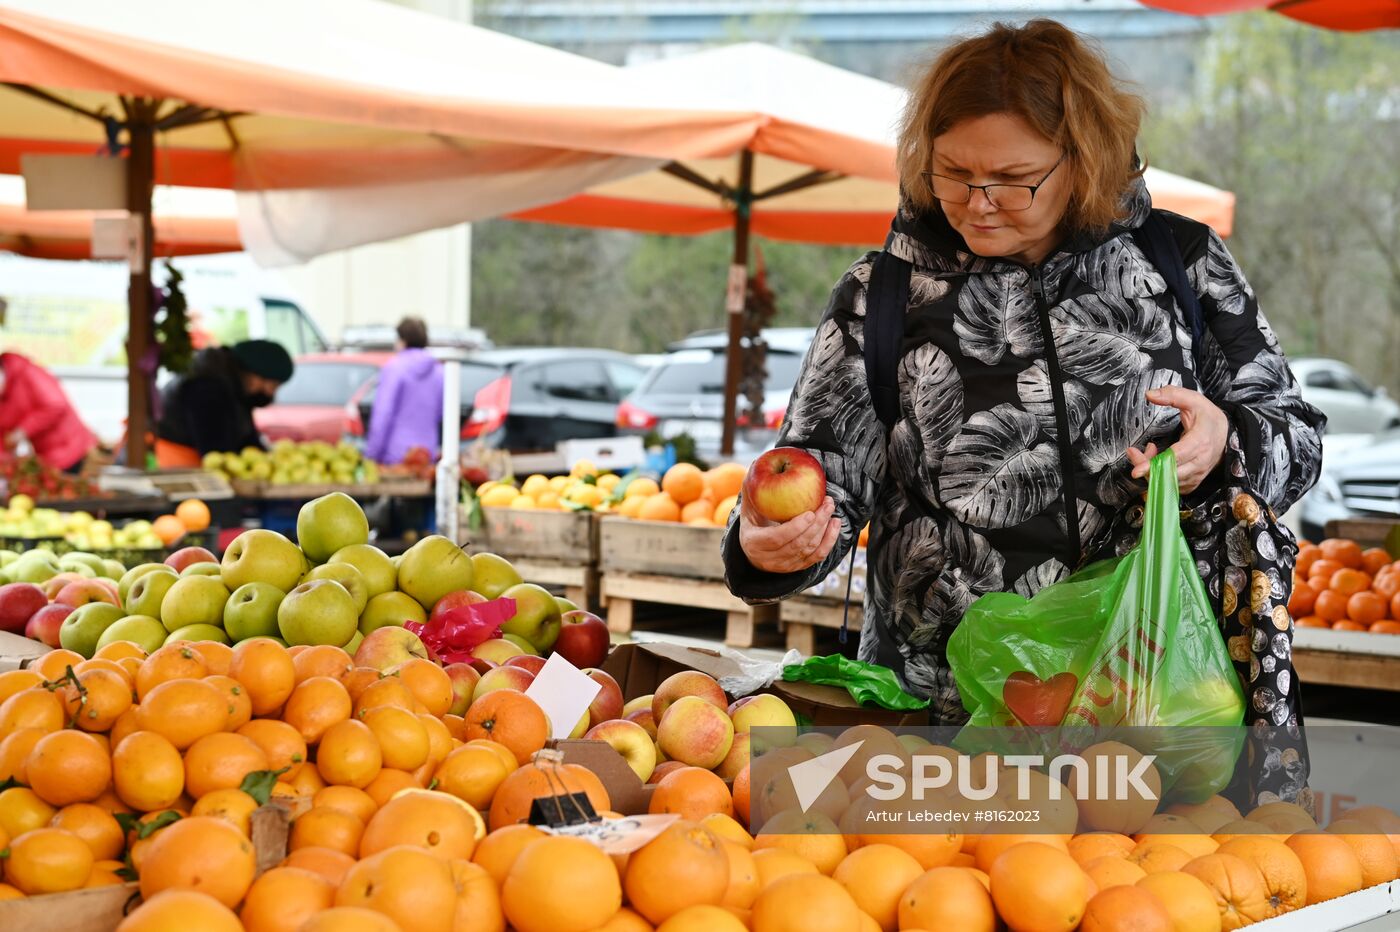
652, 670, 727, 722
656, 696, 735, 770
25, 603, 74, 648
586, 719, 657, 782
728, 694, 797, 752
353, 625, 431, 672
714, 731, 752, 781
624, 708, 658, 740
444, 662, 482, 717
503, 654, 547, 677
165, 546, 218, 573
472, 638, 526, 665
471, 665, 535, 704
53, 578, 120, 609
741, 446, 827, 523
584, 669, 624, 726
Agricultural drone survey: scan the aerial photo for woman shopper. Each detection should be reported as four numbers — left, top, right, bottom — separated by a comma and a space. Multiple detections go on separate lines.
364, 317, 445, 465
0, 350, 97, 473
722, 20, 1325, 808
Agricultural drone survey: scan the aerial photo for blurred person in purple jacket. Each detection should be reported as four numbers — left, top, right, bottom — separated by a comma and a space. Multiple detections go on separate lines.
364, 317, 445, 465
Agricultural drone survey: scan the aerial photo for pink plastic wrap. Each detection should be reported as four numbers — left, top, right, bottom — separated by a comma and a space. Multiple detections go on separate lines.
405, 597, 517, 665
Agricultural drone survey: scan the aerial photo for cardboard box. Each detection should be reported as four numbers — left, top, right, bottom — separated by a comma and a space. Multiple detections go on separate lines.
0, 803, 291, 931
0, 629, 50, 672
551, 738, 656, 816
601, 641, 927, 728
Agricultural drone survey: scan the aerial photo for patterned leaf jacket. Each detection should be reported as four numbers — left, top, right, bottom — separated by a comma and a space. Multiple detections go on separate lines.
723, 179, 1327, 806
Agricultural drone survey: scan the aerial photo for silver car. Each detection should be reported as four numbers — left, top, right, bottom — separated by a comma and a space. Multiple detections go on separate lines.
1292, 357, 1400, 435
1299, 428, 1400, 539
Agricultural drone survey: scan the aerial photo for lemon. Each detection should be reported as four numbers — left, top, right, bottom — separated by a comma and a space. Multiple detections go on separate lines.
624, 477, 660, 499
570, 459, 598, 480
568, 485, 604, 509
521, 474, 550, 497
480, 486, 518, 507
597, 474, 620, 492
537, 491, 562, 510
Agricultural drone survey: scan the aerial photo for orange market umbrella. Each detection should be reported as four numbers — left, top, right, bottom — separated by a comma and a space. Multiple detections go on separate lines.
0, 0, 758, 466
0, 176, 240, 259
1139, 1, 1400, 31
512, 43, 1237, 454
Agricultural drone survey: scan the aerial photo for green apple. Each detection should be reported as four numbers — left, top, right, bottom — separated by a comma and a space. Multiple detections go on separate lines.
0, 550, 18, 567
119, 563, 172, 602
125, 568, 179, 618
61, 552, 107, 576
221, 529, 304, 592
165, 624, 230, 645
501, 633, 540, 657
328, 544, 397, 598
278, 579, 358, 647
100, 559, 126, 581
499, 583, 562, 653
223, 582, 286, 641
358, 591, 427, 635
343, 630, 364, 656
57, 559, 97, 578
302, 563, 369, 614
59, 602, 126, 658
96, 615, 168, 654
159, 575, 231, 633
469, 553, 522, 600
397, 535, 474, 611
554, 596, 579, 615
12, 551, 62, 584
180, 562, 224, 578
296, 492, 370, 564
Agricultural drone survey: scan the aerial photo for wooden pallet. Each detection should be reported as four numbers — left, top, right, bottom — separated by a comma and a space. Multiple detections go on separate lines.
601, 571, 780, 649
1292, 627, 1400, 692
779, 596, 864, 656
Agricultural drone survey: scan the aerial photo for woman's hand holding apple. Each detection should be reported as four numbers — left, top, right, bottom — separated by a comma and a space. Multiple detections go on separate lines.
738, 493, 840, 574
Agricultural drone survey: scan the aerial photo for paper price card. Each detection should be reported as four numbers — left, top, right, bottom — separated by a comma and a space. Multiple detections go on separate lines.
540, 814, 680, 855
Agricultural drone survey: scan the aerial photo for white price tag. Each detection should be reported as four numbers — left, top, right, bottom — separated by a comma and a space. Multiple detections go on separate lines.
540, 814, 679, 855
525, 653, 602, 739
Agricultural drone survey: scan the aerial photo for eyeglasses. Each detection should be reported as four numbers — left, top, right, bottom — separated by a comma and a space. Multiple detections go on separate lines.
922, 153, 1065, 211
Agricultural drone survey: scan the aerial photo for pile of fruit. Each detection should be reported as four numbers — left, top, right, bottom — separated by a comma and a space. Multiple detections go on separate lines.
1289, 538, 1400, 635
3, 633, 1398, 932
202, 441, 381, 487
0, 455, 106, 503
477, 460, 747, 526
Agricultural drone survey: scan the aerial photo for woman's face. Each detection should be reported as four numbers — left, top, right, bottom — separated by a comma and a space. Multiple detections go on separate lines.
930, 113, 1072, 267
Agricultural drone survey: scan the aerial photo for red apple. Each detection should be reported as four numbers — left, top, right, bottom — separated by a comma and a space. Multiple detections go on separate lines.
466, 656, 498, 677
165, 546, 218, 572
656, 696, 735, 769
552, 610, 610, 669
652, 670, 728, 722
54, 578, 121, 609
40, 573, 85, 601
354, 626, 431, 672
583, 668, 624, 726
650, 761, 687, 784
443, 662, 481, 717
0, 582, 49, 634
471, 665, 535, 704
624, 708, 658, 740
429, 589, 489, 626
25, 603, 74, 648
504, 655, 547, 677
742, 446, 827, 523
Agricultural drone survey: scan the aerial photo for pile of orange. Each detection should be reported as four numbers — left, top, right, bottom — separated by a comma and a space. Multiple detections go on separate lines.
1290, 538, 1400, 634
150, 499, 213, 546
7, 645, 1399, 931
611, 462, 749, 527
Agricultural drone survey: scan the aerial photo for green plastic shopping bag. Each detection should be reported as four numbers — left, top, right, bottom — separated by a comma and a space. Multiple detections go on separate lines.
946, 450, 1246, 799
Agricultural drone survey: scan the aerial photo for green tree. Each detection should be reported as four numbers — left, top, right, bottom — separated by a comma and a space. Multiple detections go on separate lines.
1140, 13, 1400, 393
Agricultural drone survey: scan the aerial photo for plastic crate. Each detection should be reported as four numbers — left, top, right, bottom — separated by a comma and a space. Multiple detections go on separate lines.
0, 536, 73, 556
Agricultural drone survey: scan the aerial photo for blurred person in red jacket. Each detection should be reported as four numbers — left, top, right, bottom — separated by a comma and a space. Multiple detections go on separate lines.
0, 351, 97, 473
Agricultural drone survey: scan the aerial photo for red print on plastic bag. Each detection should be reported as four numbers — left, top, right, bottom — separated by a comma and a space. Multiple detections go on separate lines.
1001, 671, 1078, 726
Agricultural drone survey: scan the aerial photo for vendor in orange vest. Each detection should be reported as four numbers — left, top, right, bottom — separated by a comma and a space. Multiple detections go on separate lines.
154, 340, 294, 468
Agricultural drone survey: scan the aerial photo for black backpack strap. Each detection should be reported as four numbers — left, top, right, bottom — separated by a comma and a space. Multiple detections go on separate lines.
865, 250, 912, 429
1132, 210, 1207, 368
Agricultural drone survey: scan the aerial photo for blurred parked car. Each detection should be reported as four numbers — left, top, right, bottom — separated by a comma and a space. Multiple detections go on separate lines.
255, 352, 387, 443
1298, 427, 1400, 539
340, 324, 494, 352
1293, 357, 1400, 435
351, 347, 647, 453
617, 328, 814, 464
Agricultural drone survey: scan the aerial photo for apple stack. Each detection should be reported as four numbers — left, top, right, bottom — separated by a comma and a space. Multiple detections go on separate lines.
0, 491, 582, 666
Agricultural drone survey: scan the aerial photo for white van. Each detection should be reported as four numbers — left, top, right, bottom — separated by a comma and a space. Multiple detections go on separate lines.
0, 252, 328, 444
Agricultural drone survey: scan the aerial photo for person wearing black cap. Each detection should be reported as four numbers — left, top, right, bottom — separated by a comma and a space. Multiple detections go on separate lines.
153, 339, 295, 468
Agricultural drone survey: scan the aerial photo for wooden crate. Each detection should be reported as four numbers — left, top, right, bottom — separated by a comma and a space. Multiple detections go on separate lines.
1323, 518, 1400, 554
461, 507, 601, 608
599, 517, 727, 579
600, 570, 779, 648
1293, 627, 1400, 692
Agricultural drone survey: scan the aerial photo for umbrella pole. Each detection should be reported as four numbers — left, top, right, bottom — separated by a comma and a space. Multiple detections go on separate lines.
720, 149, 755, 459
124, 99, 157, 471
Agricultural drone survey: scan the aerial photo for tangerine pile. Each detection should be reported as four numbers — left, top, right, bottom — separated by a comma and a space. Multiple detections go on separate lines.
5, 649, 1399, 931
1290, 538, 1400, 634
